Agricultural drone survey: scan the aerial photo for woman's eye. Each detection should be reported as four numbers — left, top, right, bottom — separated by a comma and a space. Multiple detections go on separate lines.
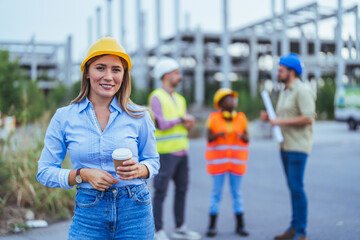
96, 67, 104, 70
113, 68, 121, 72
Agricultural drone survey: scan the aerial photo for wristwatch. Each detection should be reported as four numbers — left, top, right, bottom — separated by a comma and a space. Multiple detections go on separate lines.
75, 168, 83, 184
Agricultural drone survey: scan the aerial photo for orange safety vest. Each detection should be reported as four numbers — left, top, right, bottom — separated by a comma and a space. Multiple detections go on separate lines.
205, 111, 249, 175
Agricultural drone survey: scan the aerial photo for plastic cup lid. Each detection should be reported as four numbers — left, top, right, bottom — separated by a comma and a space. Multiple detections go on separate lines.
112, 148, 132, 160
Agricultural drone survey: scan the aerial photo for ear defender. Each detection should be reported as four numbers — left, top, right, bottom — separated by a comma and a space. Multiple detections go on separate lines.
222, 110, 237, 119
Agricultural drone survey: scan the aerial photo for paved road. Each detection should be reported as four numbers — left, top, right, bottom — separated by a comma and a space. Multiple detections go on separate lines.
2, 121, 360, 240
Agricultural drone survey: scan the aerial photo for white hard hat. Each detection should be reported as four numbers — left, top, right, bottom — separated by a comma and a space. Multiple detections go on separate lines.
153, 57, 179, 80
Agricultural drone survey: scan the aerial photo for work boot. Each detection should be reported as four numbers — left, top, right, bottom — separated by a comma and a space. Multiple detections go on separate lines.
206, 214, 217, 237
235, 213, 249, 237
274, 228, 296, 240
293, 234, 307, 240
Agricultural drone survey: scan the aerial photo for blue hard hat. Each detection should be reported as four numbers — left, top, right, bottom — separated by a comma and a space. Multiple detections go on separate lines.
279, 53, 303, 75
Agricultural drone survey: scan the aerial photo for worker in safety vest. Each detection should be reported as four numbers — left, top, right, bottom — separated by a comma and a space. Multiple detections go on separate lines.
205, 88, 250, 238
149, 57, 201, 240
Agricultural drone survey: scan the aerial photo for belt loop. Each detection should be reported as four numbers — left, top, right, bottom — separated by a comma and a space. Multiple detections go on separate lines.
99, 190, 105, 200
125, 185, 132, 198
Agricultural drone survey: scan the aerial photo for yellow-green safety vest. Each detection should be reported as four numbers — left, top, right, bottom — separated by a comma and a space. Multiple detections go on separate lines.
149, 88, 189, 154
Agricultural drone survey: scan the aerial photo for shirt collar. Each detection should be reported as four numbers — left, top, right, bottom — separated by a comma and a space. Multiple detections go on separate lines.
289, 78, 301, 91
78, 97, 91, 113
77, 97, 123, 114
109, 97, 123, 113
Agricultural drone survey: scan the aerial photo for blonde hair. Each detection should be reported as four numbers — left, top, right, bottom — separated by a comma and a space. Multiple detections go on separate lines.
71, 55, 144, 118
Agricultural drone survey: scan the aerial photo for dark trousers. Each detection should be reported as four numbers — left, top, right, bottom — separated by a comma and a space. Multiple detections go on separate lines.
153, 154, 189, 231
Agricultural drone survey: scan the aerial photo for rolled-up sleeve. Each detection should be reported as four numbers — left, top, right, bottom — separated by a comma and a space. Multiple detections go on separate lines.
36, 110, 72, 189
137, 111, 160, 179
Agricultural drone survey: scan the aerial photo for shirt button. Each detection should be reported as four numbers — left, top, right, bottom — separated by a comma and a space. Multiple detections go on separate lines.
112, 189, 117, 194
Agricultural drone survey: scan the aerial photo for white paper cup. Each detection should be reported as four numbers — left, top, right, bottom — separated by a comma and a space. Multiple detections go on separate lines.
112, 148, 132, 175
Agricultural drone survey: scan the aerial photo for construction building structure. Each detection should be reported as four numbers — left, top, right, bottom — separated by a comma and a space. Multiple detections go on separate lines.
1, 0, 359, 107
132, 0, 360, 106
0, 36, 74, 90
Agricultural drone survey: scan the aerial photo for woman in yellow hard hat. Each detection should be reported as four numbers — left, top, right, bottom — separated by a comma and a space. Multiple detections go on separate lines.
37, 37, 159, 239
205, 88, 250, 237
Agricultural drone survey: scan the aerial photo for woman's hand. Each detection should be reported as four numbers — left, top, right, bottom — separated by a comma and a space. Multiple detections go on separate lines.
237, 131, 249, 143
116, 159, 149, 180
82, 169, 119, 191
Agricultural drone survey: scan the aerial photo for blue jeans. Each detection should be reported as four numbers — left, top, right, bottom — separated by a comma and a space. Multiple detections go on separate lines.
280, 150, 308, 236
68, 184, 154, 240
209, 173, 244, 215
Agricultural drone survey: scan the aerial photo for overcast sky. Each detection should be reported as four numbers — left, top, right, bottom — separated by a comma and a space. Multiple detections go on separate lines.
1, 0, 359, 62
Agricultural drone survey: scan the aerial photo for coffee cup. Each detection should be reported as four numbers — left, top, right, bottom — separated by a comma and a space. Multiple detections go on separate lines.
112, 148, 132, 176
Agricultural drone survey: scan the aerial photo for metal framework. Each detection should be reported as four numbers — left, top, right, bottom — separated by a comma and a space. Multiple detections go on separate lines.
0, 36, 73, 89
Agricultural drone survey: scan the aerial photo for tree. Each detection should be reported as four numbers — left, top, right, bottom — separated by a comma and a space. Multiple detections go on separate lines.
0, 50, 24, 117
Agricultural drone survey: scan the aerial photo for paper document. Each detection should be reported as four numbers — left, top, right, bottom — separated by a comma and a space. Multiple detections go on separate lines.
261, 90, 284, 143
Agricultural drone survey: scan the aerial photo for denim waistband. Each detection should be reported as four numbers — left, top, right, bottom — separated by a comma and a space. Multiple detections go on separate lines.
76, 183, 146, 199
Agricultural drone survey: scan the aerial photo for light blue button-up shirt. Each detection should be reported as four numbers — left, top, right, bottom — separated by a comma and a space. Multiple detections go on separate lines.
37, 97, 160, 189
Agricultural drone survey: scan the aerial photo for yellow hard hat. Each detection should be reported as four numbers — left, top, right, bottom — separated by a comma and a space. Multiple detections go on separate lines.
80, 37, 131, 73
213, 88, 238, 109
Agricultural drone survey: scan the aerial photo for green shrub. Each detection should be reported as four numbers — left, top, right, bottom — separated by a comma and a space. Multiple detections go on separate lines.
0, 50, 25, 118
19, 80, 46, 124
316, 78, 336, 120
130, 76, 150, 106
232, 80, 264, 120
0, 120, 75, 233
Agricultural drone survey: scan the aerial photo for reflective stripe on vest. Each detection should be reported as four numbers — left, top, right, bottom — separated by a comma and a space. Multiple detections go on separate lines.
205, 111, 249, 175
206, 145, 248, 151
149, 88, 188, 154
206, 158, 247, 165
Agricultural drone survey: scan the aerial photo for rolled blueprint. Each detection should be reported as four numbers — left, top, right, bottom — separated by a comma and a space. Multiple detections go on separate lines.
261, 90, 284, 143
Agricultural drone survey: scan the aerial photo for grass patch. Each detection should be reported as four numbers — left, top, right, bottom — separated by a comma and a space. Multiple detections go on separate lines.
0, 114, 75, 234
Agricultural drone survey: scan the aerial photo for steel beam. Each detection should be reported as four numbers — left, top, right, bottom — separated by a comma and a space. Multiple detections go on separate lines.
120, 0, 126, 48
195, 26, 204, 106
221, 0, 230, 88
249, 28, 258, 97
96, 7, 102, 39
107, 0, 112, 36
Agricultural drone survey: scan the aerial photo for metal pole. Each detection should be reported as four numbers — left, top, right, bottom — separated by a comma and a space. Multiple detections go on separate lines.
107, 0, 112, 36
271, 0, 278, 88
174, 0, 183, 92
300, 28, 308, 82
30, 36, 37, 81
221, 0, 230, 88
314, 3, 321, 81
355, 6, 359, 59
281, 0, 289, 55
347, 35, 353, 59
88, 17, 93, 48
136, 0, 146, 90
120, 0, 126, 48
65, 35, 72, 86
336, 0, 344, 87
155, 0, 162, 88
96, 7, 102, 39
195, 26, 204, 106
174, 0, 181, 61
185, 12, 191, 32
249, 28, 258, 97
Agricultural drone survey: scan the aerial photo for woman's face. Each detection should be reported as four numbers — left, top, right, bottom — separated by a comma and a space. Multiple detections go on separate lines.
87, 55, 124, 101
220, 95, 237, 111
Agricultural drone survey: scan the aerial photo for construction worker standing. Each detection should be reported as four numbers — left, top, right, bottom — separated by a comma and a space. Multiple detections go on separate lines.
149, 57, 201, 240
205, 88, 250, 237
261, 53, 316, 240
